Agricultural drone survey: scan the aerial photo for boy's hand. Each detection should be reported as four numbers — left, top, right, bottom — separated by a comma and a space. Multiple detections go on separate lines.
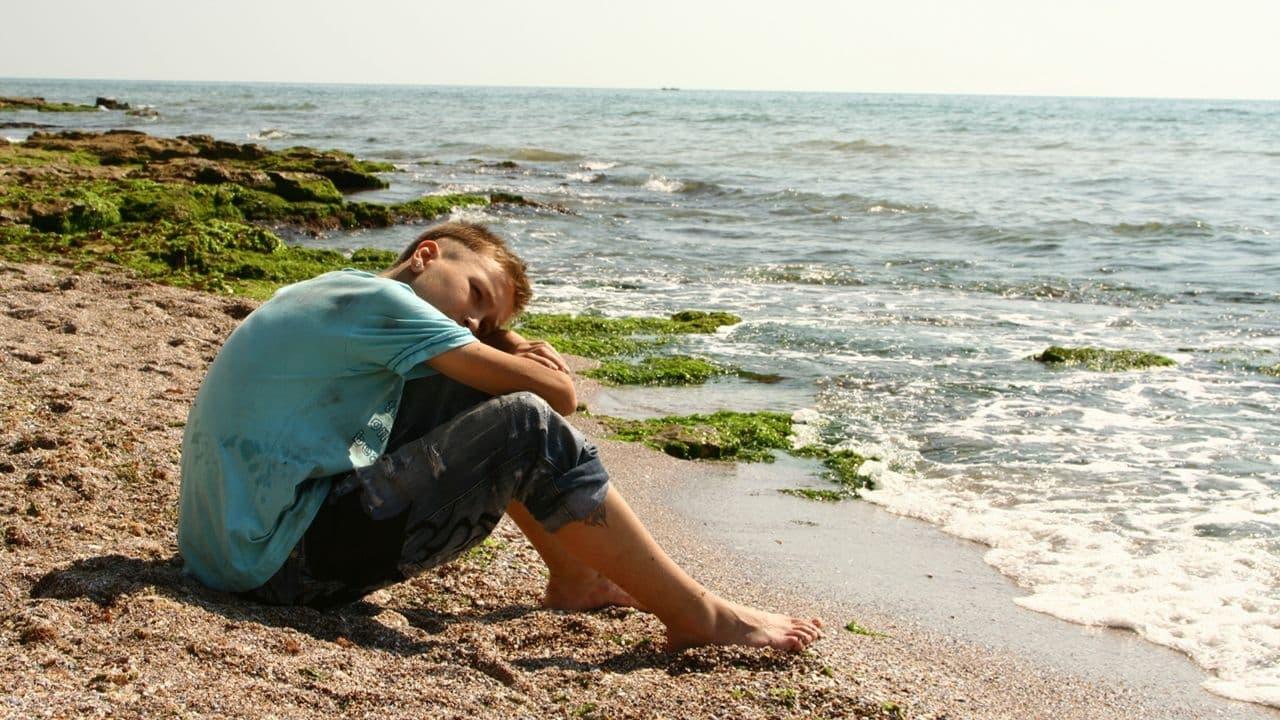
512, 340, 569, 374
482, 329, 569, 374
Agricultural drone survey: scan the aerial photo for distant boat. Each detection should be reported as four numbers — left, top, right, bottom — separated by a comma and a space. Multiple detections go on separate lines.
660, 87, 680, 92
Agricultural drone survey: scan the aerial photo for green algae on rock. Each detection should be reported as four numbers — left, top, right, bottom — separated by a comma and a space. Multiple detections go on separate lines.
0, 130, 537, 297
1031, 345, 1176, 371
790, 445, 875, 498
0, 96, 98, 113
599, 410, 791, 463
586, 356, 728, 386
514, 311, 742, 360
0, 220, 394, 299
597, 408, 875, 496
585, 355, 785, 387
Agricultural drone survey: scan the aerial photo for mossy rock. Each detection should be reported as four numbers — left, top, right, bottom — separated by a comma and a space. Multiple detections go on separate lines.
586, 356, 727, 386
600, 410, 792, 463
1031, 345, 1176, 371
791, 446, 874, 495
515, 311, 742, 360
267, 171, 344, 204
667, 310, 742, 333
0, 219, 392, 299
28, 189, 121, 233
585, 355, 784, 386
0, 96, 97, 113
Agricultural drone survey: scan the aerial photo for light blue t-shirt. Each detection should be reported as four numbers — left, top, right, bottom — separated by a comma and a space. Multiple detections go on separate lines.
177, 269, 477, 592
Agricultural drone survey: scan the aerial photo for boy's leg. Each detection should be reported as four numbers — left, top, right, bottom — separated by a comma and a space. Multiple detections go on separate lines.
392, 376, 640, 611
551, 486, 823, 651
504, 500, 641, 611
323, 390, 611, 589
353, 390, 821, 650
294, 381, 822, 650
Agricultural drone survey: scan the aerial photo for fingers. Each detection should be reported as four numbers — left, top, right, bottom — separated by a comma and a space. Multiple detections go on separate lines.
516, 341, 570, 374
528, 342, 570, 373
523, 352, 560, 371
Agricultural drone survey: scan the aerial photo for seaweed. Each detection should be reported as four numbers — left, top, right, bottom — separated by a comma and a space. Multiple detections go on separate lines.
1031, 345, 1176, 371
599, 410, 792, 463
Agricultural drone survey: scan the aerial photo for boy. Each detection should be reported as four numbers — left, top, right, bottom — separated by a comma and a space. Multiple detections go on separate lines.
178, 221, 822, 651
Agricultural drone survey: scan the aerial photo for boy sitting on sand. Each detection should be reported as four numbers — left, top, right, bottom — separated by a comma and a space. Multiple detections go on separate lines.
177, 221, 822, 651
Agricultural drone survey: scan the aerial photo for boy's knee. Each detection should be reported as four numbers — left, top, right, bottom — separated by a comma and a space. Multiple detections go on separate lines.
500, 391, 553, 426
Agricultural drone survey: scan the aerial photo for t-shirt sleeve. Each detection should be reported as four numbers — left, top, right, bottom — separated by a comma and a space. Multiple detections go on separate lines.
346, 279, 477, 377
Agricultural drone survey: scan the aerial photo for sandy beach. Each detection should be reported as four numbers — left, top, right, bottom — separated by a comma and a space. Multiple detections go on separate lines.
4, 261, 1274, 719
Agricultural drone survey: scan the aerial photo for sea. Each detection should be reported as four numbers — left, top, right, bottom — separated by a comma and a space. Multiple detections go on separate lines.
4, 78, 1278, 707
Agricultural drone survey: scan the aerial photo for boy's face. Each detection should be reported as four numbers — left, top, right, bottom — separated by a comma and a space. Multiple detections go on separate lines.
407, 239, 515, 337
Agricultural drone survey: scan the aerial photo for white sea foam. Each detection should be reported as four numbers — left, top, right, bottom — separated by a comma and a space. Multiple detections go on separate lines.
643, 175, 684, 193
565, 171, 604, 183
826, 366, 1280, 709
248, 128, 290, 140
580, 160, 617, 171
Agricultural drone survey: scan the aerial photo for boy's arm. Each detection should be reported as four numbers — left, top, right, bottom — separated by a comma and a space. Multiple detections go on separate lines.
481, 328, 570, 374
427, 341, 577, 416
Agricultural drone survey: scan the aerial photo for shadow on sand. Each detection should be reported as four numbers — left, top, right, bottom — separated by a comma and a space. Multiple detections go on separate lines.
27, 554, 795, 678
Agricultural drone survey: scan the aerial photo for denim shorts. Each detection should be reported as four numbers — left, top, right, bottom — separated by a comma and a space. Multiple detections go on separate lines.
244, 376, 609, 608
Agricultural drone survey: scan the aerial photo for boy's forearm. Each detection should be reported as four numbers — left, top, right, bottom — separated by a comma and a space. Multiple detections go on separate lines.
428, 342, 577, 416
482, 328, 526, 354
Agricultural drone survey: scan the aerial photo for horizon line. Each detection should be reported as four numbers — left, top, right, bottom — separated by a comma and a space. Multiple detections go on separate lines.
3, 74, 1278, 104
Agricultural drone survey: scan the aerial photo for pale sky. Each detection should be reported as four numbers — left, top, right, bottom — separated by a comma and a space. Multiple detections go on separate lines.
3, 0, 1277, 100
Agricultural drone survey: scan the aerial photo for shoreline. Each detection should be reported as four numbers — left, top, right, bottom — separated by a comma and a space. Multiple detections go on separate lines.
574, 377, 1280, 720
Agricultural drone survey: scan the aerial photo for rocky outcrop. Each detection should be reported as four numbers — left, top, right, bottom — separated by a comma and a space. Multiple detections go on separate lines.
22, 130, 390, 192
0, 96, 97, 113
94, 97, 130, 110
25, 130, 198, 164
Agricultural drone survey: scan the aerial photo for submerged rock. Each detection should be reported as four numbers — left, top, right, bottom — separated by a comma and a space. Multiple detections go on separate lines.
1031, 345, 1176, 371
94, 97, 130, 111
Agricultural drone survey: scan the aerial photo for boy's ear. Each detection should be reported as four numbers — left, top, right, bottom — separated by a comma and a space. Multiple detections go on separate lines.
411, 240, 441, 271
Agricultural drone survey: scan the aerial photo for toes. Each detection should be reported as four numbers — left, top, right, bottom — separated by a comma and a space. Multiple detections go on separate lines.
792, 619, 821, 641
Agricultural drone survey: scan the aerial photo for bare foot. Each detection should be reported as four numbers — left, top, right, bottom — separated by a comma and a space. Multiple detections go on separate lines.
665, 599, 823, 652
543, 569, 646, 612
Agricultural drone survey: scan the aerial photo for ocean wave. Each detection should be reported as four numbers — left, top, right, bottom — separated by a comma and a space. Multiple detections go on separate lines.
803, 366, 1280, 708
495, 147, 582, 162
791, 138, 904, 155
764, 188, 935, 215
697, 112, 775, 123
580, 160, 617, 171
1112, 220, 1214, 237
565, 171, 604, 183
963, 279, 1164, 308
247, 128, 294, 140
643, 175, 684, 193
740, 264, 866, 286
247, 101, 318, 111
